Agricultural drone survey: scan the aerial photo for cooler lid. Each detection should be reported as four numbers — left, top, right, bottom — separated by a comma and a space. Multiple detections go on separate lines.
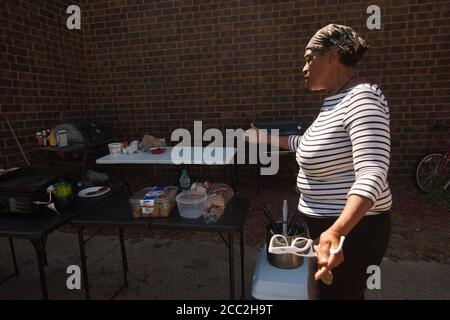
251, 245, 309, 300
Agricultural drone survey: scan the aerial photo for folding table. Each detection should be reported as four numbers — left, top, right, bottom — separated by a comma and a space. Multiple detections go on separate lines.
0, 193, 115, 299
95, 146, 238, 192
71, 192, 249, 300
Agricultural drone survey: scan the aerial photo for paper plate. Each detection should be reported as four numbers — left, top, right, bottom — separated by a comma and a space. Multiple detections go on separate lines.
77, 186, 111, 198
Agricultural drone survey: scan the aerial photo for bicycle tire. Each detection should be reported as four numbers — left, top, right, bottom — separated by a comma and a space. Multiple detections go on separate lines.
415, 153, 448, 194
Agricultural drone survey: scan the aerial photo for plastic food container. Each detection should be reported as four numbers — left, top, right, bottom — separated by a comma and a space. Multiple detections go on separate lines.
108, 142, 123, 155
175, 190, 207, 219
152, 186, 178, 218
129, 186, 178, 218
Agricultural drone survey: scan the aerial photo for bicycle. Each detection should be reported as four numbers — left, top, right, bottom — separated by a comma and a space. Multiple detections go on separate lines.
415, 124, 450, 194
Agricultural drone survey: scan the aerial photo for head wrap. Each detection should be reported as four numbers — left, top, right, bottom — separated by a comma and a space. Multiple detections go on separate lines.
306, 24, 369, 65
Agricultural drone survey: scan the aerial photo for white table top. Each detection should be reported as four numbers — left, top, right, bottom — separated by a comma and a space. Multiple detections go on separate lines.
96, 147, 237, 165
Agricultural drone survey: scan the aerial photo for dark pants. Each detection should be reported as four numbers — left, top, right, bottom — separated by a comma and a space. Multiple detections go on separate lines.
304, 212, 391, 300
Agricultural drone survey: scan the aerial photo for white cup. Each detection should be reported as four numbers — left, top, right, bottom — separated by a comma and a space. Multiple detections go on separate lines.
108, 142, 123, 156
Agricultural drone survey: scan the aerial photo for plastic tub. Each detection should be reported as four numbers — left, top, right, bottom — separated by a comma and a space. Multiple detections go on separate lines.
176, 190, 207, 219
108, 142, 123, 156
129, 186, 178, 218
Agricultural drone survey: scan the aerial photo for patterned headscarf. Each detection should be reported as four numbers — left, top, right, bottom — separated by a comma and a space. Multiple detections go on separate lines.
306, 24, 369, 65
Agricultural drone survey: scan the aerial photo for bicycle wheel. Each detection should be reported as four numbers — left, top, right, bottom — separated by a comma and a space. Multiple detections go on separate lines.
415, 153, 449, 193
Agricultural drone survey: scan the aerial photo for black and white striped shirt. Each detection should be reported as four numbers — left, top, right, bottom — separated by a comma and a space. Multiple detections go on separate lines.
288, 83, 392, 218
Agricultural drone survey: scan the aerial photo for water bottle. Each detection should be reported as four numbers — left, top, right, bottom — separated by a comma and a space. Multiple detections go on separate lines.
179, 169, 191, 192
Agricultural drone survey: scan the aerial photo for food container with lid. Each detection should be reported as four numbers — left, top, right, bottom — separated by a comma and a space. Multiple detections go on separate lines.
175, 190, 207, 219
129, 186, 178, 218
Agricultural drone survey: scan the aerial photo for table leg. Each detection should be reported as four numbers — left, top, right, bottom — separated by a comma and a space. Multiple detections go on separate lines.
41, 235, 48, 266
81, 151, 88, 180
119, 228, 128, 283
120, 164, 132, 194
77, 226, 90, 300
228, 233, 234, 300
9, 238, 19, 276
240, 230, 245, 299
110, 228, 129, 300
30, 237, 48, 300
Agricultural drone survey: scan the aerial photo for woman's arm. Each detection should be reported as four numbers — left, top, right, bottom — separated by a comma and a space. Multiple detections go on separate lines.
267, 135, 290, 150
246, 123, 299, 151
314, 194, 373, 280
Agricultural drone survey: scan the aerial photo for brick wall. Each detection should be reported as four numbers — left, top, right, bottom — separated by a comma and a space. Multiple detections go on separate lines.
0, 0, 86, 165
1, 0, 449, 183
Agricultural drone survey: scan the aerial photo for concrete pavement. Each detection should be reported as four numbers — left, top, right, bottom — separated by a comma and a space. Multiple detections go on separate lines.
1, 231, 449, 300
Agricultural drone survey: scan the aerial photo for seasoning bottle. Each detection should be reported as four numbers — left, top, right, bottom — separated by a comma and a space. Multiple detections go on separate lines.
42, 130, 48, 146
57, 129, 68, 147
36, 132, 43, 146
49, 130, 57, 147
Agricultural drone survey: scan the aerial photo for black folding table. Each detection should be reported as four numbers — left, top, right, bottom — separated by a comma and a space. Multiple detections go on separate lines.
0, 199, 98, 299
71, 193, 249, 300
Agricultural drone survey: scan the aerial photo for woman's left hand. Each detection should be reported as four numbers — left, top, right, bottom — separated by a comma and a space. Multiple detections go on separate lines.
314, 229, 344, 281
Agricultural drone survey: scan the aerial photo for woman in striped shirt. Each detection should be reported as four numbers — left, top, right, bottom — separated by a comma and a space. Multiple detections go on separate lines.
249, 25, 391, 299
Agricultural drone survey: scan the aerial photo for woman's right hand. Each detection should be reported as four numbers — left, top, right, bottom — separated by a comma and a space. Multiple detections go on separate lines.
244, 123, 267, 144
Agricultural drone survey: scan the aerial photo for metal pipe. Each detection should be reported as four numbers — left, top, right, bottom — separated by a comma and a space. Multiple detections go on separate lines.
3, 114, 30, 167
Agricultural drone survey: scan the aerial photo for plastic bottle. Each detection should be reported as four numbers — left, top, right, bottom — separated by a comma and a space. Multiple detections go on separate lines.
36, 132, 43, 146
42, 130, 47, 146
49, 130, 57, 147
179, 169, 191, 192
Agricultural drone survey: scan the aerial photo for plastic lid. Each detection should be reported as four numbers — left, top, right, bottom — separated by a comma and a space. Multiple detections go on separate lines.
129, 186, 178, 204
175, 190, 207, 204
129, 187, 154, 204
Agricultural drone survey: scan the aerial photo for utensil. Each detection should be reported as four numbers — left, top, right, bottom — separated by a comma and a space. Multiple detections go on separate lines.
287, 212, 303, 236
282, 199, 288, 235
256, 201, 277, 234
266, 221, 305, 269
269, 234, 346, 285
269, 235, 345, 257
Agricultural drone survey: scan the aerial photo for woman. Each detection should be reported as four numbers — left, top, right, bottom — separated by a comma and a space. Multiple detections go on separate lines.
247, 24, 392, 299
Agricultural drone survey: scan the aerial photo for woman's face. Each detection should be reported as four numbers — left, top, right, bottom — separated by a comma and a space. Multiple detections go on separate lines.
302, 49, 333, 91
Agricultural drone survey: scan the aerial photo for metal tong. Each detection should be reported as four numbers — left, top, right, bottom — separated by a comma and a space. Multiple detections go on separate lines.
256, 201, 278, 234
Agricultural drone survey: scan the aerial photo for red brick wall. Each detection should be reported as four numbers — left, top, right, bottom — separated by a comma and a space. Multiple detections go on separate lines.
0, 0, 86, 165
1, 0, 449, 183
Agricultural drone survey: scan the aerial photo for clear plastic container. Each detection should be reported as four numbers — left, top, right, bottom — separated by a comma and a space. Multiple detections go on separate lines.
129, 186, 178, 218
152, 186, 178, 218
175, 190, 207, 219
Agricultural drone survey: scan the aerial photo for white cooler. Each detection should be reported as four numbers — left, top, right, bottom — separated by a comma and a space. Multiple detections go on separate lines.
251, 245, 309, 300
